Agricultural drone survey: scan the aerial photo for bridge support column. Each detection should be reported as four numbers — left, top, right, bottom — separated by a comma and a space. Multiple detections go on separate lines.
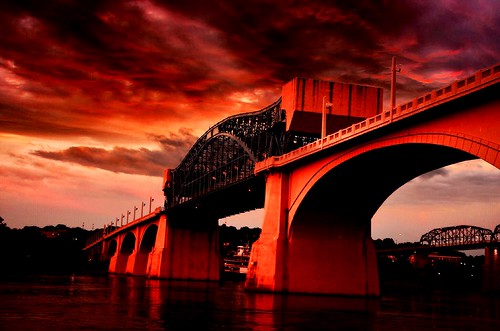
132, 252, 149, 276
483, 246, 500, 293
286, 211, 379, 296
245, 170, 380, 296
148, 214, 220, 281
246, 171, 290, 293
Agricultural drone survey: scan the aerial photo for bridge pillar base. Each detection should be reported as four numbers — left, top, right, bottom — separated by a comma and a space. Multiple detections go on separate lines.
245, 170, 380, 297
483, 246, 500, 293
108, 254, 118, 273
149, 215, 221, 281
109, 252, 135, 274
246, 224, 379, 297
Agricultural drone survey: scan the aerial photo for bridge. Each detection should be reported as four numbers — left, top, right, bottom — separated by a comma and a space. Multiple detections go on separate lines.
375, 224, 500, 253
84, 63, 500, 296
376, 224, 500, 291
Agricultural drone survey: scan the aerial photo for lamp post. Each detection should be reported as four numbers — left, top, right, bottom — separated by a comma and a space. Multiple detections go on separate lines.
133, 206, 138, 220
322, 96, 333, 140
390, 56, 401, 111
149, 196, 154, 213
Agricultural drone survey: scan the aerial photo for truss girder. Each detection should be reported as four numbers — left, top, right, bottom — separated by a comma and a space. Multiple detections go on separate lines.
494, 224, 500, 241
420, 225, 494, 246
168, 99, 285, 208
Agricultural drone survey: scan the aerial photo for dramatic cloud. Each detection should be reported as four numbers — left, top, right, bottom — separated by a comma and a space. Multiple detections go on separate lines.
0, 0, 498, 236
31, 129, 197, 176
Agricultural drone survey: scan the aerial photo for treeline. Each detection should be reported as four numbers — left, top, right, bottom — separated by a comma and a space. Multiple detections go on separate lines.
219, 224, 261, 257
0, 219, 261, 276
0, 223, 90, 275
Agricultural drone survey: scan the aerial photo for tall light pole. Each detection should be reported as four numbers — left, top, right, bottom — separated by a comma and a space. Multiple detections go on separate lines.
149, 196, 154, 213
322, 96, 333, 140
390, 56, 401, 111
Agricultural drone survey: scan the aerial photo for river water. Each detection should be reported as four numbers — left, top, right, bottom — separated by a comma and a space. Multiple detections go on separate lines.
0, 274, 499, 330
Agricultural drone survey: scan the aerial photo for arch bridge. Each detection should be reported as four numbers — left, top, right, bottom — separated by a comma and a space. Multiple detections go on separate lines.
85, 63, 500, 296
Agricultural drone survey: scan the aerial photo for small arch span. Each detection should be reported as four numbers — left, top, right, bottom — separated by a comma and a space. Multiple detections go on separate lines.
139, 225, 158, 254
120, 232, 136, 255
107, 239, 117, 257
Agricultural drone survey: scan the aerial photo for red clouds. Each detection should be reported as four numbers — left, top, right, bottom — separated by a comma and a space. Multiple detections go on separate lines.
0, 0, 499, 229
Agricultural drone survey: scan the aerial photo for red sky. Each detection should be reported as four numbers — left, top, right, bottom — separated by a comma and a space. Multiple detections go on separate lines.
0, 0, 499, 242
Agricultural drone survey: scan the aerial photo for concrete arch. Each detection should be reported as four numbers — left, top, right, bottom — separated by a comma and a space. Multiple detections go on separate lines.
139, 224, 158, 254
283, 132, 497, 295
288, 132, 499, 230
107, 239, 117, 258
120, 232, 136, 255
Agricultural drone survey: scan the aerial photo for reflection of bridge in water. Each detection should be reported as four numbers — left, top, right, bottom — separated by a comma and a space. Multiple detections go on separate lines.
85, 63, 500, 296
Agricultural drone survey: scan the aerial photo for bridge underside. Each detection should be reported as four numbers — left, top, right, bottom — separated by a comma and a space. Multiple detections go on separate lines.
166, 175, 265, 220
246, 143, 478, 296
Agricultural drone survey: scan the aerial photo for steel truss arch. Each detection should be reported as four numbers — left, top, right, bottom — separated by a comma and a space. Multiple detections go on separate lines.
420, 225, 493, 246
494, 224, 500, 241
167, 99, 286, 208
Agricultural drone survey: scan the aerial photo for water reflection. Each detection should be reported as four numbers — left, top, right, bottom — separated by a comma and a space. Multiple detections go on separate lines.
0, 275, 499, 330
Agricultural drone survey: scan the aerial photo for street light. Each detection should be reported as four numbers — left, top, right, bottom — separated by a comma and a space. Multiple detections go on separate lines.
149, 196, 154, 213
322, 96, 333, 139
390, 56, 401, 111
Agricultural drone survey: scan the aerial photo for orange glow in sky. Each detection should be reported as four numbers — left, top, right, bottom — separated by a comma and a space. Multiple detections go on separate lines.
0, 0, 499, 242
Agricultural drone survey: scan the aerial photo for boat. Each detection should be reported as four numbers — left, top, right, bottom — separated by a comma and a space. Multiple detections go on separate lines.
223, 245, 250, 280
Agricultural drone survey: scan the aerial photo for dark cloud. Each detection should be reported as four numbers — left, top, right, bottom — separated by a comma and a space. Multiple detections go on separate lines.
1, 0, 499, 167
30, 129, 197, 176
1, 0, 498, 143
419, 168, 449, 180
396, 163, 500, 205
31, 146, 165, 176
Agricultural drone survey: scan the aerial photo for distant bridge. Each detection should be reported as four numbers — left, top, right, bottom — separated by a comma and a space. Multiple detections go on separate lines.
420, 224, 500, 248
376, 224, 500, 254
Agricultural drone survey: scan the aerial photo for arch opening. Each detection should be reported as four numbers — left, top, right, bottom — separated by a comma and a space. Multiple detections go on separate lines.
290, 143, 476, 234
285, 143, 479, 295
107, 239, 117, 257
373, 158, 500, 243
140, 225, 158, 254
120, 233, 136, 256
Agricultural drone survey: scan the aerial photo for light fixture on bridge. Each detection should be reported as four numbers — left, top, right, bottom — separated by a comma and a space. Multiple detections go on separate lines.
390, 56, 402, 111
322, 96, 333, 139
149, 196, 154, 213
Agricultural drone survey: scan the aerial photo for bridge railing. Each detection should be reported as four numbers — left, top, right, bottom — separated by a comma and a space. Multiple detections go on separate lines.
255, 63, 500, 172
84, 207, 164, 249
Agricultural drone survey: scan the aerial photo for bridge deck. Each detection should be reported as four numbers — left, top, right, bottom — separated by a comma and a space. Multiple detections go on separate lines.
256, 63, 500, 172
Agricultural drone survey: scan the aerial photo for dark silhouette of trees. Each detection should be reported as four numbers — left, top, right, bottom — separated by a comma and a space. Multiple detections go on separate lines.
0, 222, 89, 276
